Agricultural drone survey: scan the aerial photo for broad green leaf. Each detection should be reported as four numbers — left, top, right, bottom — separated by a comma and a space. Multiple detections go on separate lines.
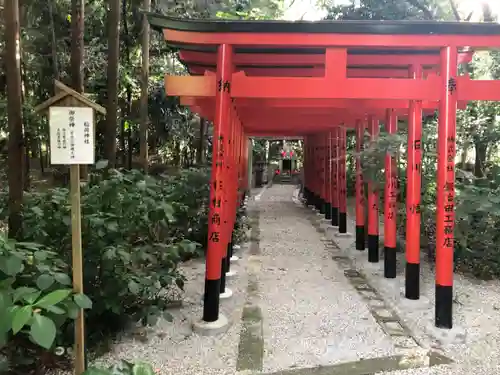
0, 278, 15, 289
13, 287, 39, 303
4, 256, 23, 276
74, 293, 92, 309
65, 301, 80, 319
0, 291, 12, 312
35, 289, 72, 308
132, 362, 156, 375
33, 250, 48, 261
12, 306, 33, 334
22, 290, 42, 304
36, 274, 55, 290
44, 305, 66, 315
54, 273, 72, 286
30, 313, 56, 350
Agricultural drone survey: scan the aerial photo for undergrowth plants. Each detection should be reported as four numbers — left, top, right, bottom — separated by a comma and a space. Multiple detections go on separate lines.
0, 164, 247, 373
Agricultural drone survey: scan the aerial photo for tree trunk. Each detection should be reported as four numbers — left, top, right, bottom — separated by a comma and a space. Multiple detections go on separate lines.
70, 0, 84, 93
120, 117, 126, 166
104, 0, 121, 168
122, 0, 132, 170
474, 141, 487, 178
48, 0, 59, 81
71, 0, 88, 179
140, 0, 151, 173
196, 117, 206, 164
20, 59, 30, 191
173, 140, 180, 167
5, 0, 24, 239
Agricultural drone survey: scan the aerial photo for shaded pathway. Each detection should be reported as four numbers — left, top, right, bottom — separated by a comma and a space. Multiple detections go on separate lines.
253, 184, 397, 372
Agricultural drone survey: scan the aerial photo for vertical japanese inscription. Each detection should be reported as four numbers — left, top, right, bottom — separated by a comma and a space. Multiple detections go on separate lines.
443, 135, 455, 248
56, 128, 62, 149
357, 131, 365, 207
387, 160, 397, 220
68, 109, 76, 159
409, 137, 422, 218
210, 134, 225, 244
83, 121, 91, 145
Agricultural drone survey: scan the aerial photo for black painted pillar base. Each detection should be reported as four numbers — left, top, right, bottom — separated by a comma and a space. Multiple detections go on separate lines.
355, 225, 365, 250
435, 284, 453, 329
226, 241, 233, 273
325, 203, 332, 220
331, 206, 339, 226
405, 262, 420, 299
312, 193, 318, 208
384, 247, 397, 278
220, 256, 228, 293
203, 278, 221, 322
368, 234, 379, 262
339, 212, 347, 233
305, 189, 311, 206
319, 198, 325, 213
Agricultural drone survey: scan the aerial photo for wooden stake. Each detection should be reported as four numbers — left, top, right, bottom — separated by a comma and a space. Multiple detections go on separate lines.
70, 164, 85, 374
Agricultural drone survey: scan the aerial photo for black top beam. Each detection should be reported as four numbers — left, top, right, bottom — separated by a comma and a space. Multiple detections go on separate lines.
145, 12, 500, 36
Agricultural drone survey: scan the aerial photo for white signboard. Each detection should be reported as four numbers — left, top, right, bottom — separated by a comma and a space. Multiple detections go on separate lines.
49, 106, 95, 165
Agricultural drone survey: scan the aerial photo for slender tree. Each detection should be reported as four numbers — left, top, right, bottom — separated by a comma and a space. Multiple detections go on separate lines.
140, 0, 151, 173
5, 0, 24, 239
104, 0, 121, 167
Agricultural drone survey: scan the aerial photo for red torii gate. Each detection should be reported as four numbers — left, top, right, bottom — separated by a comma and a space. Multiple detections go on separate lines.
146, 13, 500, 333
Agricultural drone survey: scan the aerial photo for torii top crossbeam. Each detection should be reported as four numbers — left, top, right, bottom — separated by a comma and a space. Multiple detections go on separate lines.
146, 13, 500, 136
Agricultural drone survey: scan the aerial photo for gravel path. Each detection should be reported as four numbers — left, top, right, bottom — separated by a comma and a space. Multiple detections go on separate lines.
257, 184, 398, 372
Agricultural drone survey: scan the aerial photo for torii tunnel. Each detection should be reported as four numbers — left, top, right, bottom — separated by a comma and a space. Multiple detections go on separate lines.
146, 13, 500, 331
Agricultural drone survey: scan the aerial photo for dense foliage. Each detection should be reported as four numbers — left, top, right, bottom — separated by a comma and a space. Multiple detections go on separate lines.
0, 164, 225, 371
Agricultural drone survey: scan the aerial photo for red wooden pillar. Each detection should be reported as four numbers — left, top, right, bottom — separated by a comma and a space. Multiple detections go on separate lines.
436, 47, 458, 329
331, 127, 339, 226
226, 117, 242, 274
311, 135, 317, 208
238, 124, 243, 207
325, 131, 332, 220
303, 136, 308, 203
338, 126, 348, 233
203, 44, 232, 322
244, 134, 248, 198
314, 135, 321, 210
219, 112, 236, 297
368, 117, 380, 262
355, 119, 366, 250
384, 109, 398, 278
305, 136, 311, 205
319, 134, 327, 214
406, 65, 424, 297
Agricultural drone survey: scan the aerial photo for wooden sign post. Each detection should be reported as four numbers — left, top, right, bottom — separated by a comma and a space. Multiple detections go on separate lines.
34, 81, 106, 375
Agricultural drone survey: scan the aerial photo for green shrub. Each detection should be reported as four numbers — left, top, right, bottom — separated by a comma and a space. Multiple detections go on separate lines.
0, 236, 91, 350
